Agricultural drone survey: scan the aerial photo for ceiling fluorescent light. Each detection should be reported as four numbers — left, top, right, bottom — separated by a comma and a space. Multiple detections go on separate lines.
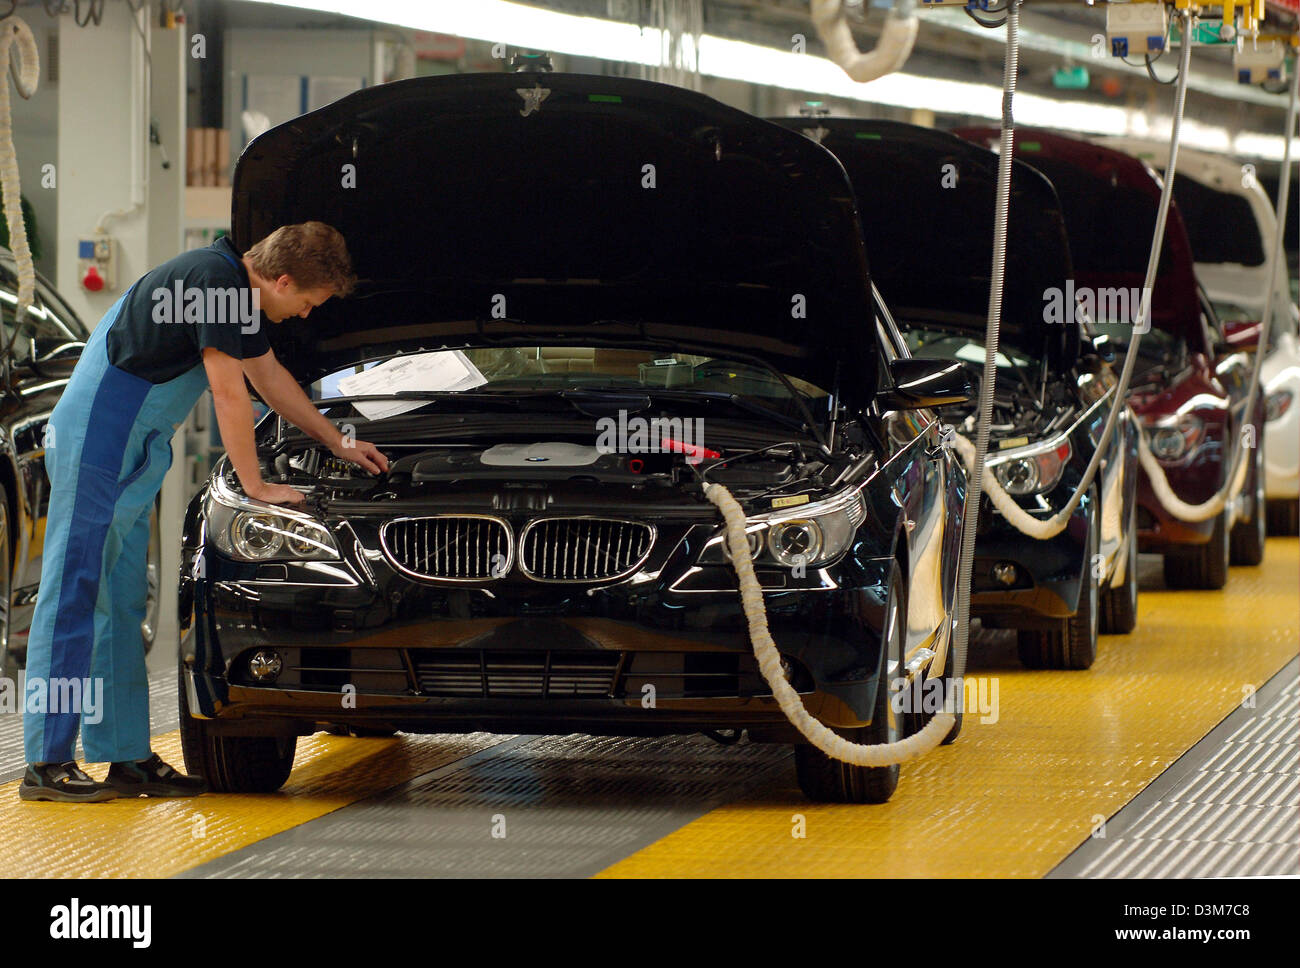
247, 1, 1289, 160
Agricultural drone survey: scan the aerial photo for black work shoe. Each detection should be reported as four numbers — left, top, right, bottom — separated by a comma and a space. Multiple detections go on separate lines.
19, 762, 120, 803
107, 753, 208, 797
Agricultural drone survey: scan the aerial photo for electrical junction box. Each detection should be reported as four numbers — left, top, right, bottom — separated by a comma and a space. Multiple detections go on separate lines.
1106, 3, 1169, 58
1234, 40, 1286, 84
78, 235, 115, 292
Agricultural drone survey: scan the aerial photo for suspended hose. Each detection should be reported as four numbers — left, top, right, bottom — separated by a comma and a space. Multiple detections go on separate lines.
951, 0, 1020, 684
701, 0, 1019, 768
0, 15, 38, 362
705, 482, 955, 765
811, 0, 919, 84
1129, 28, 1296, 527
945, 9, 1194, 548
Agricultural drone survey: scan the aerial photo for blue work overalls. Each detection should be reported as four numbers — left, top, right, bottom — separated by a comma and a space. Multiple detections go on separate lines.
22, 249, 238, 764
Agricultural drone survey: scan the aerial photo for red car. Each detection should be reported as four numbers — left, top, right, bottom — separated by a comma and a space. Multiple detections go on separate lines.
957, 129, 1267, 589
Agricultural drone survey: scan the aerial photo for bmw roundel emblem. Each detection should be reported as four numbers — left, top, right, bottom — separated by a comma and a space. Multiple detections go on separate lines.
526, 456, 548, 462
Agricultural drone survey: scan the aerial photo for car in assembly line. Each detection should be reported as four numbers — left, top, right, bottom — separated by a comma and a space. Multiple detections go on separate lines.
960, 130, 1269, 590
1095, 137, 1300, 536
177, 73, 974, 804
0, 252, 163, 679
777, 118, 1139, 670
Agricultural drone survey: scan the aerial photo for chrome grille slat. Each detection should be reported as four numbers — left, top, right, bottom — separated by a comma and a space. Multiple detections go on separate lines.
381, 516, 510, 581
519, 518, 654, 582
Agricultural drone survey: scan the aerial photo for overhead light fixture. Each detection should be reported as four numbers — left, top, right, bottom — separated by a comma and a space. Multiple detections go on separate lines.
246, 0, 1293, 160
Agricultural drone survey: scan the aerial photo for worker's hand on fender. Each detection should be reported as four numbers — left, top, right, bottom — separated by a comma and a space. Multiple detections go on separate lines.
246, 482, 307, 506
330, 437, 390, 475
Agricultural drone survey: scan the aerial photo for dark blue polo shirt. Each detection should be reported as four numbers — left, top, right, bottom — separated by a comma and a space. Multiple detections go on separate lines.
105, 236, 271, 384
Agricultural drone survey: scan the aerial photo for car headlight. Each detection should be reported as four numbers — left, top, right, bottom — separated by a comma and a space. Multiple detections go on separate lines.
206, 474, 339, 563
768, 519, 823, 567
1265, 389, 1293, 423
698, 488, 865, 568
1144, 414, 1205, 463
990, 439, 1072, 496
232, 513, 285, 559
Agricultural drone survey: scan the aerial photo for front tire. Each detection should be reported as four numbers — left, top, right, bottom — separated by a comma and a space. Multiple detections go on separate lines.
794, 561, 905, 804
1100, 500, 1139, 635
1266, 498, 1298, 536
179, 664, 296, 793
1018, 496, 1100, 670
1229, 442, 1266, 566
1163, 508, 1230, 590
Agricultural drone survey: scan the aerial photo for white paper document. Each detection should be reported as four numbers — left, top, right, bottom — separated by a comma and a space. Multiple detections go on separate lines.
336, 351, 488, 421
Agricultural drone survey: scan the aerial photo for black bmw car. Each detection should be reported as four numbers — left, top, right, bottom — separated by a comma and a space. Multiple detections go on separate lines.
775, 119, 1140, 670
178, 74, 972, 803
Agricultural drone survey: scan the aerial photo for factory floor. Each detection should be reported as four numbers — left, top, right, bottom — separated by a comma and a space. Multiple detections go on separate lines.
1, 540, 1295, 879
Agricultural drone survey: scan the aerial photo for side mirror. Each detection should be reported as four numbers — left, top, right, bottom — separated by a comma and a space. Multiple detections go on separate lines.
1217, 319, 1261, 353
877, 358, 974, 410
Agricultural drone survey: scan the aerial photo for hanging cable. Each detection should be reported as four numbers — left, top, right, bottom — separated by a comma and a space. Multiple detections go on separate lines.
950, 0, 1020, 688
965, 2, 1008, 30
698, 0, 1025, 766
1143, 50, 1300, 522
73, 0, 105, 28
951, 5, 1195, 545
0, 14, 39, 371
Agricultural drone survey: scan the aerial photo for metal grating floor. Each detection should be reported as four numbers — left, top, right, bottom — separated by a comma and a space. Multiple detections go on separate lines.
181, 732, 792, 878
1050, 658, 1299, 878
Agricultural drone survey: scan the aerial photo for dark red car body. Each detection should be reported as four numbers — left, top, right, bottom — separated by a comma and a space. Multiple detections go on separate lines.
957, 128, 1265, 563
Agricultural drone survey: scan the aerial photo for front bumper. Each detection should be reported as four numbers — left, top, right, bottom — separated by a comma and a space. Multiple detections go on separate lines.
183, 517, 894, 740
969, 496, 1091, 629
1135, 443, 1223, 553
1264, 405, 1300, 499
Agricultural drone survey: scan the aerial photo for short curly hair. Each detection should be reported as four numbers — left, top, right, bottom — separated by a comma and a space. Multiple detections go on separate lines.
244, 221, 356, 297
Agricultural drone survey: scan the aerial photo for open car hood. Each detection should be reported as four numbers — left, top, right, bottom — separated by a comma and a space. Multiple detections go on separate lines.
231, 73, 878, 402
1093, 136, 1289, 320
773, 118, 1079, 370
956, 128, 1208, 353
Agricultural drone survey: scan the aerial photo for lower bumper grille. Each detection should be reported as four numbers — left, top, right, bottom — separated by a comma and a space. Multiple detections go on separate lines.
413, 650, 621, 698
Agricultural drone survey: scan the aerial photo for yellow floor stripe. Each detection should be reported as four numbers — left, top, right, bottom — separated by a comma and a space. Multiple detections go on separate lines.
596, 539, 1299, 878
0, 731, 503, 878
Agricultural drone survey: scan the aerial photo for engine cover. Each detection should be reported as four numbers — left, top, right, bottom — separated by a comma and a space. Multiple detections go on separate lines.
479, 442, 602, 467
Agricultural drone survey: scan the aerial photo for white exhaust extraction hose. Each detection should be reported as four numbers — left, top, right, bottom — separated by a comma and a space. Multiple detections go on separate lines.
946, 8, 1195, 545
1143, 53, 1300, 525
1117, 21, 1298, 528
705, 482, 955, 766
1135, 423, 1251, 522
0, 16, 39, 331
811, 0, 919, 84
949, 431, 1118, 541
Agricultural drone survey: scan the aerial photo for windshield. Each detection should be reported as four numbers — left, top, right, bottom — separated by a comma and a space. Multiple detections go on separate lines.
901, 326, 1039, 371
900, 323, 1043, 400
311, 347, 828, 424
